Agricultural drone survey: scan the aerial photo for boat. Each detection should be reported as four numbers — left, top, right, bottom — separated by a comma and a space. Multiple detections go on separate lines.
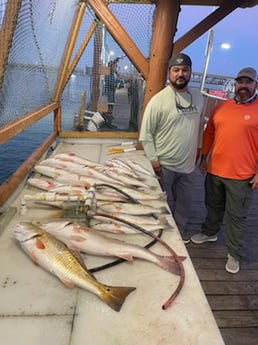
0, 1, 257, 344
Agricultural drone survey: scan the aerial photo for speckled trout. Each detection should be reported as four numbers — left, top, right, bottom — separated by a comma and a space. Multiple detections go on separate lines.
12, 222, 135, 312
38, 220, 183, 275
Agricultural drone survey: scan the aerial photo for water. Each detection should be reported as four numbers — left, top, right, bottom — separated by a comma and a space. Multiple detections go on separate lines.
0, 73, 92, 185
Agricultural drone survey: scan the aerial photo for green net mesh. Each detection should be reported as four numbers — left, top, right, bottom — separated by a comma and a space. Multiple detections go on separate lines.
0, 0, 154, 183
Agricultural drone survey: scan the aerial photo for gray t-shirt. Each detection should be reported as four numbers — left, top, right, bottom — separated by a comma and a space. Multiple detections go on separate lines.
139, 85, 204, 173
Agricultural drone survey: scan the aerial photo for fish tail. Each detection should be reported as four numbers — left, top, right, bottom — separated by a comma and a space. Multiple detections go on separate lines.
157, 215, 169, 225
153, 206, 170, 214
149, 185, 158, 191
100, 285, 136, 312
162, 206, 170, 214
157, 255, 186, 275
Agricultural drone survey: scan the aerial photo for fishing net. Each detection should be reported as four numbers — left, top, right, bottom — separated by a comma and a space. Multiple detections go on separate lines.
0, 0, 154, 183
62, 1, 154, 132
0, 0, 154, 132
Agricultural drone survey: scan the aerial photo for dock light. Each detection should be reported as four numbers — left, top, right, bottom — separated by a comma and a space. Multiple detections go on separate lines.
200, 29, 231, 93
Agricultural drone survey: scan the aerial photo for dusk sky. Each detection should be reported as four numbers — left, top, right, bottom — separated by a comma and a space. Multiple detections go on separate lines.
177, 5, 258, 78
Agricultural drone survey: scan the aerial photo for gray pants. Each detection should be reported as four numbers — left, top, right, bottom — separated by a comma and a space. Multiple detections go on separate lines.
202, 173, 253, 259
160, 166, 195, 234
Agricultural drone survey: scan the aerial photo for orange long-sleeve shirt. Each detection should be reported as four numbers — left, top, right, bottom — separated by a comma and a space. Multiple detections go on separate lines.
202, 98, 258, 179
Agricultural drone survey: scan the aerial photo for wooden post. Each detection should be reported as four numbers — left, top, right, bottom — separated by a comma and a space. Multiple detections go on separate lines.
137, 0, 180, 148
142, 0, 180, 112
53, 1, 86, 101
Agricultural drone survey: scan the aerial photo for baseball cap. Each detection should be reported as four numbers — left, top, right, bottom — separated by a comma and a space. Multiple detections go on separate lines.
235, 67, 257, 81
168, 53, 192, 68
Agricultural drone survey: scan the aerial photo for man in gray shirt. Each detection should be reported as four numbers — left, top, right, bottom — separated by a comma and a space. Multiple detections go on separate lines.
139, 53, 204, 243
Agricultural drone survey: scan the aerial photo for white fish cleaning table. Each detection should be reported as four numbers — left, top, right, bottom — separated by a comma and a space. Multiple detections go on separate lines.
0, 138, 225, 345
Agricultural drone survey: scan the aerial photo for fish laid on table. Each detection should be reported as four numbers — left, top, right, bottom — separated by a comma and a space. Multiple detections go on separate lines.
93, 213, 169, 226
54, 152, 104, 169
138, 198, 169, 209
28, 177, 88, 195
103, 169, 155, 190
12, 222, 135, 312
90, 219, 167, 234
28, 177, 126, 202
38, 158, 81, 170
126, 159, 158, 178
96, 184, 166, 201
90, 213, 170, 234
27, 178, 87, 197
104, 157, 139, 178
38, 159, 122, 186
97, 201, 169, 216
34, 165, 115, 188
38, 220, 182, 275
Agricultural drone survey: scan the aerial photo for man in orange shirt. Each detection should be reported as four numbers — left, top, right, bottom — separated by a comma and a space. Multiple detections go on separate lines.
191, 67, 258, 274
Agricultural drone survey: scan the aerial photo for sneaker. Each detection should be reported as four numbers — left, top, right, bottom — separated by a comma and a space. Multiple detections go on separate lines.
191, 233, 218, 244
225, 254, 239, 274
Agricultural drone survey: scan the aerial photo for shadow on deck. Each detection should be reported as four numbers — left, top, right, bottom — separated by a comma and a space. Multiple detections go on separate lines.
185, 168, 258, 345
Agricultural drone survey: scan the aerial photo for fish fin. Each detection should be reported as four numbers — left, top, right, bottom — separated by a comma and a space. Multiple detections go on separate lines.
152, 207, 170, 215
100, 285, 136, 312
117, 254, 134, 262
160, 206, 170, 214
157, 255, 186, 275
60, 278, 75, 289
134, 176, 146, 182
70, 235, 86, 243
68, 247, 90, 273
35, 238, 46, 250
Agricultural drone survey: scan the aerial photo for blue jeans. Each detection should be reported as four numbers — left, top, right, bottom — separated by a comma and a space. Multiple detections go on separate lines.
159, 166, 195, 234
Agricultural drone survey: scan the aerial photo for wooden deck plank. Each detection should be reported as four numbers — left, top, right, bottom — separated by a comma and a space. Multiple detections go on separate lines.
214, 311, 258, 327
202, 281, 258, 295
220, 329, 258, 345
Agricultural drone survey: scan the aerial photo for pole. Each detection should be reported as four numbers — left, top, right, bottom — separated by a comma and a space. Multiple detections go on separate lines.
200, 29, 214, 92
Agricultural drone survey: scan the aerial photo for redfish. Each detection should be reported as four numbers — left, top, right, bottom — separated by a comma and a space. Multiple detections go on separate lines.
12, 222, 135, 312
39, 220, 182, 275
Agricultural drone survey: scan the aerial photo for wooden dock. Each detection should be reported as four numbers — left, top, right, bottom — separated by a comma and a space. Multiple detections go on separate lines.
186, 169, 258, 345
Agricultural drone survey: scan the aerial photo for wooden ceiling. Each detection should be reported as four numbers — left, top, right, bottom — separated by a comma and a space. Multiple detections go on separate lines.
178, 0, 258, 7
108, 0, 258, 8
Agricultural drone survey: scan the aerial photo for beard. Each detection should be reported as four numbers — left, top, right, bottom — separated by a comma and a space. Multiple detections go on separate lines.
235, 88, 257, 103
170, 77, 189, 90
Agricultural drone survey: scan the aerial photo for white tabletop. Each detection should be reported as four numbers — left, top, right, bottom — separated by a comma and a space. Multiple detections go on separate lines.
0, 138, 225, 345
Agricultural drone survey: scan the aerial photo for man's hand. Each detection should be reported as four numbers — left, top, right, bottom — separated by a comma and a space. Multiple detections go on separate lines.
199, 155, 208, 175
249, 173, 258, 190
151, 160, 161, 176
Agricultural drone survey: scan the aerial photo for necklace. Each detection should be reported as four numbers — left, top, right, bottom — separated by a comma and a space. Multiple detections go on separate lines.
174, 89, 193, 111
234, 90, 258, 104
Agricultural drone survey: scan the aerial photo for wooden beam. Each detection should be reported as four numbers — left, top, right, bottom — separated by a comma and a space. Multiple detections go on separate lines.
88, 0, 149, 79
59, 130, 138, 139
142, 0, 180, 111
173, 0, 244, 54
0, 102, 59, 144
91, 23, 102, 112
65, 21, 97, 86
0, 0, 22, 89
53, 1, 86, 101
133, 0, 181, 148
